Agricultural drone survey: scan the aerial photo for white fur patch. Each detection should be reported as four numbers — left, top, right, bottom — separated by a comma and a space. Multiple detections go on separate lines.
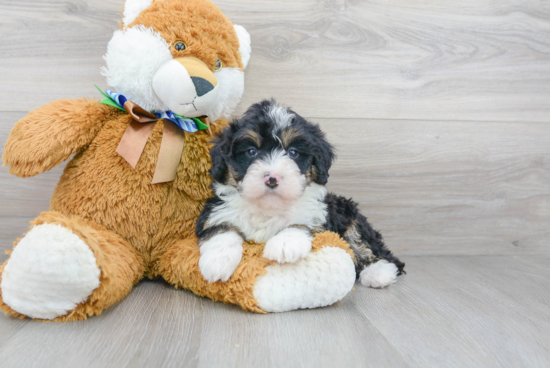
234, 25, 251, 69
254, 246, 355, 312
240, 150, 305, 208
199, 231, 243, 283
268, 103, 294, 131
360, 260, 398, 288
209, 183, 327, 243
152, 59, 220, 118
1, 224, 101, 320
209, 67, 245, 121
263, 228, 312, 264
122, 0, 153, 27
101, 26, 172, 112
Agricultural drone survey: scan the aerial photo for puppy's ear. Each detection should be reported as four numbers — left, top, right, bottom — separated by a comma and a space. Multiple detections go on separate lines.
209, 132, 231, 184
210, 144, 226, 183
312, 130, 335, 185
210, 122, 242, 183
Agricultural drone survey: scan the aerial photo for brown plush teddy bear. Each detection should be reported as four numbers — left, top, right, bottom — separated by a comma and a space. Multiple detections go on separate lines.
0, 0, 356, 321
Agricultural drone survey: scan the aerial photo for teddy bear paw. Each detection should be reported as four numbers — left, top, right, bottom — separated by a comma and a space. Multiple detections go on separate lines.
263, 228, 312, 264
254, 246, 356, 312
199, 232, 243, 283
1, 224, 100, 319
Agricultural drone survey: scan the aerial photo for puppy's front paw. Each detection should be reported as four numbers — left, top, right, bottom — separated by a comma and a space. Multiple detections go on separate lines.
199, 232, 243, 283
263, 228, 312, 264
360, 260, 398, 288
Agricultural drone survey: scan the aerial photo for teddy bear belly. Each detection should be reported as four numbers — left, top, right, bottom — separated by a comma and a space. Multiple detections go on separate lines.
49, 119, 206, 271
50, 171, 200, 271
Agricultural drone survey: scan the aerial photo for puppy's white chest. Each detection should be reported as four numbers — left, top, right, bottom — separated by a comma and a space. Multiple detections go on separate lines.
235, 211, 296, 242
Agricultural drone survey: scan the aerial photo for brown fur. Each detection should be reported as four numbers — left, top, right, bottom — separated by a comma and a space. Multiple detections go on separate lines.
0, 0, 353, 320
2, 98, 119, 177
129, 0, 244, 71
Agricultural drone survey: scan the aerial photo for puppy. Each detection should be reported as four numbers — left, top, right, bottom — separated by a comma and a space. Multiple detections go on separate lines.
196, 100, 405, 287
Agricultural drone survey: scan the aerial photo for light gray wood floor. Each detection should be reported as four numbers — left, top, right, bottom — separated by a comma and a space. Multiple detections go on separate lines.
0, 256, 549, 368
1, 0, 549, 367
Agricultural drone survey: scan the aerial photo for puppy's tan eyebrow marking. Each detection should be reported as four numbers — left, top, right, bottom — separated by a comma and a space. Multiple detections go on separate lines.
240, 129, 262, 147
281, 127, 301, 148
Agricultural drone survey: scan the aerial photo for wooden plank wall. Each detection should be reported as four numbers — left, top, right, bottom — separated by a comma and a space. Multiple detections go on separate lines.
1, 0, 549, 257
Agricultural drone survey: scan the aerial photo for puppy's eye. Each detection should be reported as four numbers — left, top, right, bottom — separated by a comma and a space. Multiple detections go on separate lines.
247, 148, 257, 157
173, 41, 187, 51
288, 149, 298, 158
214, 59, 223, 71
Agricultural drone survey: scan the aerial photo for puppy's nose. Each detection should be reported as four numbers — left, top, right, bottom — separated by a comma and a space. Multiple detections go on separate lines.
265, 177, 278, 189
191, 77, 214, 97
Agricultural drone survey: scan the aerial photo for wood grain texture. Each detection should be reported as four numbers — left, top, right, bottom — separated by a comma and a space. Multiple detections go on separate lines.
0, 0, 122, 111
356, 256, 550, 368
320, 118, 550, 256
224, 0, 550, 121
1, 0, 550, 122
0, 279, 410, 368
0, 256, 548, 368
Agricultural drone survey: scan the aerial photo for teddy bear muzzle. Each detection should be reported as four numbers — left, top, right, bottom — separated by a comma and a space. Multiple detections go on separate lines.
152, 56, 219, 118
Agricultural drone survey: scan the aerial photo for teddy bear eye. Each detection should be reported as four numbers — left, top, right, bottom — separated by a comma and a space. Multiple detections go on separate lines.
214, 59, 223, 71
173, 41, 187, 51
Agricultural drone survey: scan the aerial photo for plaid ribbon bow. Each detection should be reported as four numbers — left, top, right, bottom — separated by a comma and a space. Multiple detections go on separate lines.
95, 85, 211, 184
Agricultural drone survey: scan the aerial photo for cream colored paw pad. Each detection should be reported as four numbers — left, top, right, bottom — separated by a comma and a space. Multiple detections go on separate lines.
1, 224, 100, 319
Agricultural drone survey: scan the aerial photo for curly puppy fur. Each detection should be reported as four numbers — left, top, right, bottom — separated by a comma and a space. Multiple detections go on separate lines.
196, 100, 405, 284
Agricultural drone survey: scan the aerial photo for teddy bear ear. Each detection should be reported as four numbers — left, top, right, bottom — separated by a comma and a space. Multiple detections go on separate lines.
234, 25, 251, 69
123, 0, 154, 28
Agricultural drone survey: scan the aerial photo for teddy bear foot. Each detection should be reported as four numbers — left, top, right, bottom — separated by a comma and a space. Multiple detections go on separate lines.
1, 223, 101, 320
0, 211, 145, 321
253, 246, 356, 312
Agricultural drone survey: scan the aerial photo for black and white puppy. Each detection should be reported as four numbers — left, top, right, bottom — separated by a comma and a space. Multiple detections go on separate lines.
196, 100, 405, 287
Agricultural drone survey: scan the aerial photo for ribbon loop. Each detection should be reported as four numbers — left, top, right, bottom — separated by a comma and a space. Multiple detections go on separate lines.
123, 101, 159, 123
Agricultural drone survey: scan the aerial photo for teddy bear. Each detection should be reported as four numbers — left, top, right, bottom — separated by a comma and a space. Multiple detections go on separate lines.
0, 0, 356, 321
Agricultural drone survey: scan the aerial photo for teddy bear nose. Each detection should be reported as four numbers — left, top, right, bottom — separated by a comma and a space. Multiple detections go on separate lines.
191, 77, 214, 97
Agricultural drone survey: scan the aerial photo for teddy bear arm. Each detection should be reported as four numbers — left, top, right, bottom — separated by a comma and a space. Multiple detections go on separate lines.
2, 98, 116, 177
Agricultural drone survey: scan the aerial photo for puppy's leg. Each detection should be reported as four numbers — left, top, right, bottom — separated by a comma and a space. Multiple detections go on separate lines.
345, 218, 405, 288
263, 227, 313, 264
199, 231, 243, 283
